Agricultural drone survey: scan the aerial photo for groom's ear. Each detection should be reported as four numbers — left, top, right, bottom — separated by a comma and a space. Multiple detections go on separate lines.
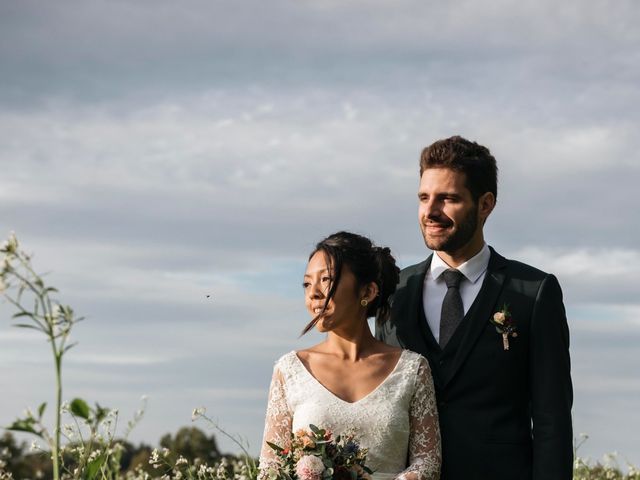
478, 191, 496, 223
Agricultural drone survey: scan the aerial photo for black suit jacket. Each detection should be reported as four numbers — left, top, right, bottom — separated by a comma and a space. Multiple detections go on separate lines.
376, 247, 573, 480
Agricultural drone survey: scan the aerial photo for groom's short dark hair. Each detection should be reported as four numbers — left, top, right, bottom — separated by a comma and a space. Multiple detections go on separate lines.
420, 135, 498, 203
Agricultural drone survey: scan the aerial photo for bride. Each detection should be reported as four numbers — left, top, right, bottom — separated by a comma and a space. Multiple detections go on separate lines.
259, 232, 441, 480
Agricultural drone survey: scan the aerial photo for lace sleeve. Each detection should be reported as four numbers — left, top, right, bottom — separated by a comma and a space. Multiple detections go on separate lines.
398, 356, 441, 480
258, 365, 292, 480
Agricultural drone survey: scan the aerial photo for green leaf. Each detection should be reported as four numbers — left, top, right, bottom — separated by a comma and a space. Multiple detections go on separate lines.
12, 312, 33, 318
44, 287, 59, 293
37, 402, 47, 419
12, 323, 42, 331
309, 424, 321, 435
94, 403, 109, 422
266, 441, 284, 452
7, 419, 42, 437
62, 342, 78, 354
70, 398, 91, 420
86, 453, 107, 479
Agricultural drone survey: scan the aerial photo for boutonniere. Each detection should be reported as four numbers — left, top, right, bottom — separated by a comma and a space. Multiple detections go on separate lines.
490, 304, 517, 350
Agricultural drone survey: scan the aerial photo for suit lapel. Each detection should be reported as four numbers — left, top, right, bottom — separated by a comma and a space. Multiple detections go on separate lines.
396, 255, 437, 356
444, 248, 509, 387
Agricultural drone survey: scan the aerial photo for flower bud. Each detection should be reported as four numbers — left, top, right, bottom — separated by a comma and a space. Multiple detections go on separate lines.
493, 312, 506, 324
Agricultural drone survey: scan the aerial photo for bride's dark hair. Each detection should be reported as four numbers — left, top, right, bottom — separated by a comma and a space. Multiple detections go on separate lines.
300, 231, 400, 336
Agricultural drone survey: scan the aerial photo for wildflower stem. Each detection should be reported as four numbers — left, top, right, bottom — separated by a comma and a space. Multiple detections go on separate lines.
52, 342, 62, 480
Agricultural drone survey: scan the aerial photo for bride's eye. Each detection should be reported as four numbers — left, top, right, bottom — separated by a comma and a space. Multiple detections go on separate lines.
302, 281, 310, 289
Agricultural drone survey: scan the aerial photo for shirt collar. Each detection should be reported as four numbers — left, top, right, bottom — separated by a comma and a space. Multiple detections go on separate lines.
430, 243, 491, 284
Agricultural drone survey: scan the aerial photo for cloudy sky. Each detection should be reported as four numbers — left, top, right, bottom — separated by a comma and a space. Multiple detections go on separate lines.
1, 0, 639, 467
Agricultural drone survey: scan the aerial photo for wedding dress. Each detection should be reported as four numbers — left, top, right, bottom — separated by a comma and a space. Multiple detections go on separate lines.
258, 350, 441, 480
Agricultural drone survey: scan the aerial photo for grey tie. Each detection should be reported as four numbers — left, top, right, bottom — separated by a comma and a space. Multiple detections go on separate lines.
439, 268, 464, 348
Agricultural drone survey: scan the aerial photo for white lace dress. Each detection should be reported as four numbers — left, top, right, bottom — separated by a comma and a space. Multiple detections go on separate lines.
258, 350, 441, 480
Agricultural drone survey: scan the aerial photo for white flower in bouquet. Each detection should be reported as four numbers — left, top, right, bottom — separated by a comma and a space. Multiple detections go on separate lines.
295, 455, 325, 480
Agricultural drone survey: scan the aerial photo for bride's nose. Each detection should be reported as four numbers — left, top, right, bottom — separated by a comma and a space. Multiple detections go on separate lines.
308, 280, 324, 299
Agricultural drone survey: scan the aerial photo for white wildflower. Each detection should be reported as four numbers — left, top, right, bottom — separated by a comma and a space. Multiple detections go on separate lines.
62, 424, 75, 438
1, 255, 11, 272
191, 406, 206, 421
176, 456, 188, 466
60, 401, 70, 414
217, 459, 229, 479
3, 233, 18, 254
0, 460, 6, 469
149, 449, 161, 468
30, 441, 40, 452
89, 450, 100, 461
161, 447, 170, 458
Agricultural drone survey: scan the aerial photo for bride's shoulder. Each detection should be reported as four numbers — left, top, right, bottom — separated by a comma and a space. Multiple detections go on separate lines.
273, 350, 298, 369
399, 349, 430, 368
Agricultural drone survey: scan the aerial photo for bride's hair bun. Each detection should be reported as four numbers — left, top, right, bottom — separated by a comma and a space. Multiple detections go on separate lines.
300, 231, 399, 335
372, 245, 400, 322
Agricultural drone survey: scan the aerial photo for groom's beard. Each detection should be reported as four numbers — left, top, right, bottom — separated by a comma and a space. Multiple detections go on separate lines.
421, 204, 478, 253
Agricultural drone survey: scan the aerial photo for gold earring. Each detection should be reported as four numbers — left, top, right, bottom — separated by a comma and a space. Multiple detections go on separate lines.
360, 298, 368, 307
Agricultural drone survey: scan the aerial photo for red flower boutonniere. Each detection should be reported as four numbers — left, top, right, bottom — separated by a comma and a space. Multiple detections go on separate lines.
490, 304, 518, 350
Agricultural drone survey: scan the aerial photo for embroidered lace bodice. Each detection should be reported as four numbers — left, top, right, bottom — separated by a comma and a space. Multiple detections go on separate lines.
258, 350, 441, 480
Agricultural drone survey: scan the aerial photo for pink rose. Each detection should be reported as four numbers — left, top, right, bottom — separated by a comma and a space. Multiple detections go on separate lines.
295, 455, 325, 480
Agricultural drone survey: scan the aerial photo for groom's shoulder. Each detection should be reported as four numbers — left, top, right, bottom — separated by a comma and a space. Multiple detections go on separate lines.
399, 258, 429, 280
493, 249, 549, 280
503, 258, 548, 279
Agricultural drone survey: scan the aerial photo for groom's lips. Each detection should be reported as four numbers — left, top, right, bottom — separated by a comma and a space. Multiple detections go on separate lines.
425, 223, 451, 231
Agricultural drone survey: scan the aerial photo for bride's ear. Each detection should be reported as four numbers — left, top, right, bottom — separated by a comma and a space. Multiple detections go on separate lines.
360, 282, 379, 304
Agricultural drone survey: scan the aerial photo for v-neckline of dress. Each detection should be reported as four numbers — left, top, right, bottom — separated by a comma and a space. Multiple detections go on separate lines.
292, 349, 406, 405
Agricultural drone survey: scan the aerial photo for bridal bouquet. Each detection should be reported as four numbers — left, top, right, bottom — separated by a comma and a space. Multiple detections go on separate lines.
265, 424, 372, 480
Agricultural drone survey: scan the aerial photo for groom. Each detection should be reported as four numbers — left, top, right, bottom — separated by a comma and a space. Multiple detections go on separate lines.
376, 136, 573, 479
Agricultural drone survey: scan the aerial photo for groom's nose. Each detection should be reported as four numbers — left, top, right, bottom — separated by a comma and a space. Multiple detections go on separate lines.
422, 198, 442, 219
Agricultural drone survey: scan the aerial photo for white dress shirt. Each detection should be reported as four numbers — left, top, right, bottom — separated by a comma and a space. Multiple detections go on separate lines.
422, 243, 491, 343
